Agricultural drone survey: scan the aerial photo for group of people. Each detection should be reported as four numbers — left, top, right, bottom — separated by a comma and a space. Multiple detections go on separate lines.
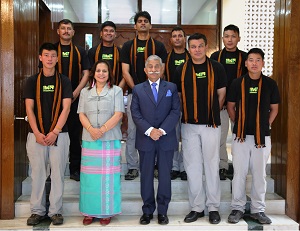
23, 10, 280, 227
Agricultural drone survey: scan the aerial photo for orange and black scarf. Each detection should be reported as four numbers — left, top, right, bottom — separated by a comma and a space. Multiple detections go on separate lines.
165, 49, 189, 82
36, 71, 62, 134
95, 43, 120, 84
181, 58, 217, 127
57, 42, 81, 83
130, 36, 155, 81
235, 74, 265, 148
218, 48, 243, 78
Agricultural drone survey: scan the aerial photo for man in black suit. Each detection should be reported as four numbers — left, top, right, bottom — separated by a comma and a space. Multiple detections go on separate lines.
131, 55, 180, 225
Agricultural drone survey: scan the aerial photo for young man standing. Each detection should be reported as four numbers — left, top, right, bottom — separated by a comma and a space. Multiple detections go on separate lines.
56, 19, 90, 181
210, 24, 248, 180
121, 11, 167, 180
24, 43, 72, 226
165, 26, 190, 181
88, 21, 124, 87
227, 48, 280, 224
174, 33, 227, 224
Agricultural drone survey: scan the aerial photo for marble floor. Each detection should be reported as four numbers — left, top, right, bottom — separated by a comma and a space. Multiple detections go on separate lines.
0, 214, 298, 231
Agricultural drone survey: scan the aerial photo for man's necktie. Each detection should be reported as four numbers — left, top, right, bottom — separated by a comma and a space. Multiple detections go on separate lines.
151, 82, 158, 102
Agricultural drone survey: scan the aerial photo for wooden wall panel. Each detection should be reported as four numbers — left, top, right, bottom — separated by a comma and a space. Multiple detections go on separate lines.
0, 0, 15, 219
39, 0, 53, 46
272, 0, 300, 222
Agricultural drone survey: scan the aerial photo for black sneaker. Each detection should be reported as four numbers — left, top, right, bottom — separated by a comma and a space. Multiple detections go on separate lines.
51, 214, 64, 225
250, 212, 272, 224
180, 171, 187, 181
228, 210, 244, 223
27, 214, 47, 225
171, 170, 180, 180
209, 211, 221, 224
70, 171, 80, 181
125, 169, 139, 180
219, 168, 227, 180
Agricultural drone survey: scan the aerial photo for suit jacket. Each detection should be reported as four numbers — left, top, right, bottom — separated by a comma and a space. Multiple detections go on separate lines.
131, 79, 181, 152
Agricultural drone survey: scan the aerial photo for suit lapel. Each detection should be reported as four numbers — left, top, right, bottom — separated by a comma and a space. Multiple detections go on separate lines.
143, 81, 157, 105
157, 80, 167, 105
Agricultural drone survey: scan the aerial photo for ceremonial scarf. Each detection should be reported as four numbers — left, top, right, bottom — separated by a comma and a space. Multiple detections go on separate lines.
235, 74, 265, 147
181, 58, 216, 126
36, 71, 62, 134
130, 36, 155, 80
165, 49, 189, 82
57, 42, 81, 83
95, 43, 120, 84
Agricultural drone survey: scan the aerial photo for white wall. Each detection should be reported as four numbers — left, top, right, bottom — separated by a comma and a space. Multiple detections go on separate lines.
221, 0, 245, 51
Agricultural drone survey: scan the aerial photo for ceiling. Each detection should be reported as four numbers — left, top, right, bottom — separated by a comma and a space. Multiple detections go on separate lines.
63, 0, 99, 23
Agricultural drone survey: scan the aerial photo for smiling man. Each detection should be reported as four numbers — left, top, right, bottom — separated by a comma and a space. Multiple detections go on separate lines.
88, 21, 124, 87
174, 33, 227, 224
131, 55, 180, 225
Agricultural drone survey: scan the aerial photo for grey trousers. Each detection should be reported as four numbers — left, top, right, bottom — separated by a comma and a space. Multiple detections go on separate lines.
181, 124, 221, 212
26, 132, 69, 217
230, 135, 271, 213
125, 94, 139, 170
220, 109, 229, 170
172, 118, 184, 172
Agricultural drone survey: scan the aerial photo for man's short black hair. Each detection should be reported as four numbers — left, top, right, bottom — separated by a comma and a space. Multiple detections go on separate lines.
100, 21, 116, 31
223, 24, 240, 36
39, 43, 57, 55
134, 11, 151, 24
188, 33, 207, 46
58, 19, 74, 29
171, 26, 185, 36
247, 48, 265, 60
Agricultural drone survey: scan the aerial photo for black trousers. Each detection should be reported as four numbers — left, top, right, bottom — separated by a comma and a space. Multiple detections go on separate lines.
67, 99, 82, 174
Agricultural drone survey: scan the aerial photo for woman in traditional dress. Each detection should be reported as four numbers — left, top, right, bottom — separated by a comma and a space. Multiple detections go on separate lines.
77, 60, 124, 225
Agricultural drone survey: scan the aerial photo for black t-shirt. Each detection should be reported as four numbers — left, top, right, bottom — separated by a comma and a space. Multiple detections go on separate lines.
54, 43, 91, 91
210, 49, 247, 89
88, 44, 122, 84
120, 38, 167, 92
227, 74, 280, 136
166, 51, 189, 83
23, 73, 73, 133
174, 58, 227, 125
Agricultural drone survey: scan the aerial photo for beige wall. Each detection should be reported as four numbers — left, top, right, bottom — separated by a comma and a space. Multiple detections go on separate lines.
221, 0, 246, 50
